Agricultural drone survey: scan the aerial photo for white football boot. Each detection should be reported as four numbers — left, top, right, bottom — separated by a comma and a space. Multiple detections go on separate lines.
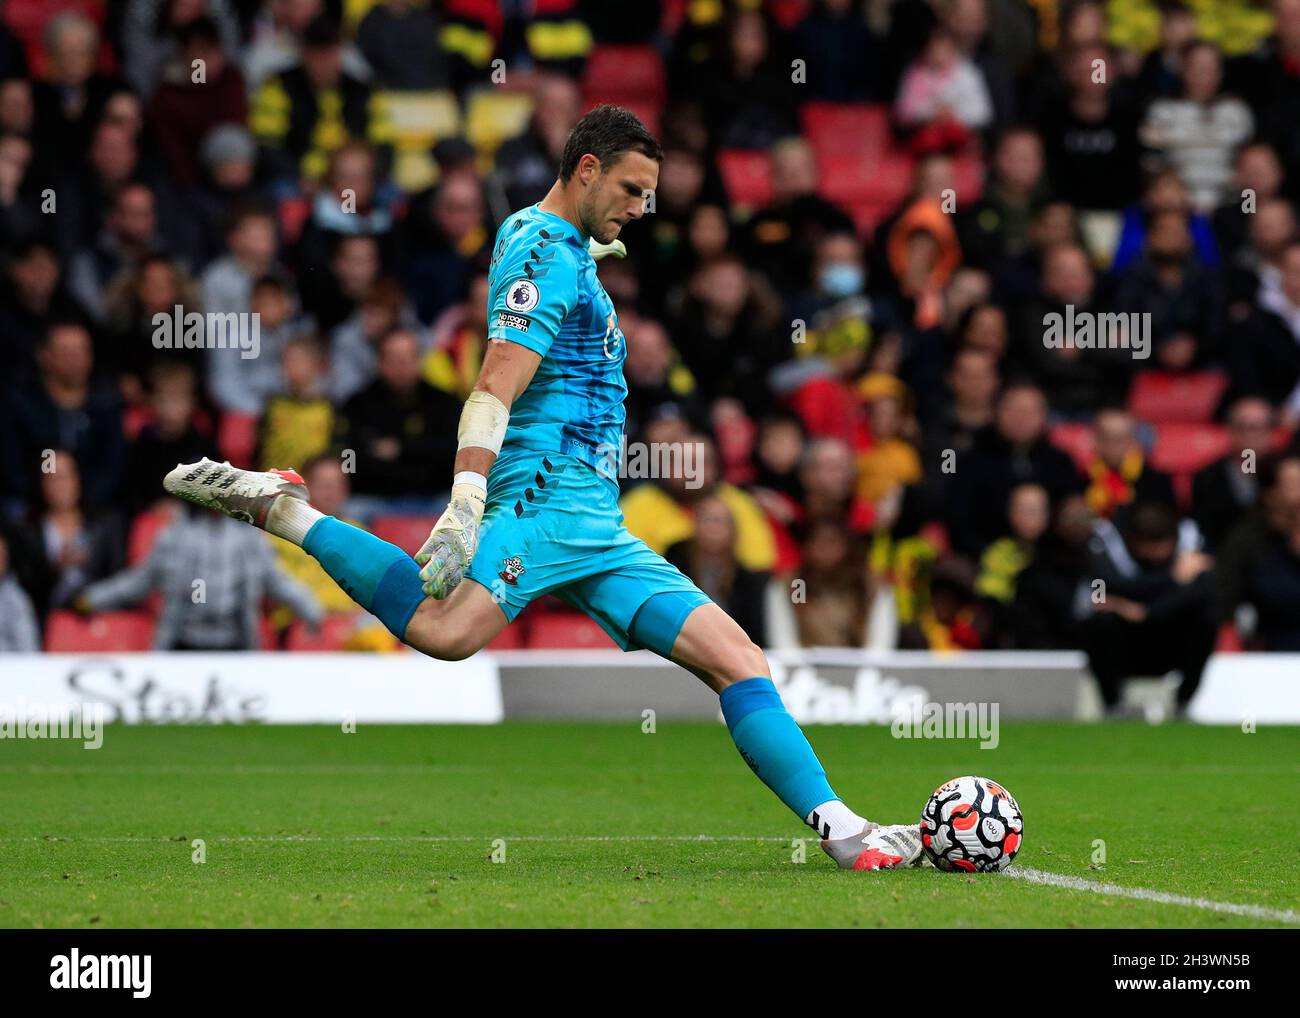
163, 457, 309, 529
820, 822, 925, 871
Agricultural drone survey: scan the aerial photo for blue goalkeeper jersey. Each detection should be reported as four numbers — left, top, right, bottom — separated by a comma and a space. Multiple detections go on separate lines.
486, 204, 627, 476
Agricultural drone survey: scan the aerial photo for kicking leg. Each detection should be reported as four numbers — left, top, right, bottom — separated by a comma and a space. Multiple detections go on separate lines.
651, 600, 922, 870
163, 458, 505, 660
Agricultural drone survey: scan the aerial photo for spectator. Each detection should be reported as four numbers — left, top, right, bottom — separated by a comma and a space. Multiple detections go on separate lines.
67, 181, 165, 323
19, 449, 125, 613
208, 273, 312, 414
793, 0, 881, 102
665, 494, 768, 645
855, 377, 923, 504
1216, 453, 1300, 649
894, 27, 993, 151
1, 321, 125, 508
741, 136, 855, 295
0, 238, 83, 384
1140, 40, 1253, 213
355, 0, 448, 90
959, 126, 1049, 270
1083, 407, 1176, 524
1193, 397, 1276, 551
790, 520, 872, 647
30, 12, 122, 159
400, 170, 489, 325
492, 72, 582, 212
945, 382, 1083, 555
1037, 41, 1142, 211
201, 204, 279, 321
1228, 241, 1300, 410
148, 15, 248, 187
332, 328, 460, 509
257, 333, 333, 471
0, 531, 41, 652
122, 362, 216, 515
76, 502, 322, 650
1082, 500, 1216, 717
620, 427, 777, 573
249, 15, 385, 182
1009, 492, 1094, 649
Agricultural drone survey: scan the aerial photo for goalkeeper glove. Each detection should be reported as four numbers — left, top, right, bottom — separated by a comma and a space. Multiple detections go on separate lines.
589, 237, 627, 261
415, 479, 486, 599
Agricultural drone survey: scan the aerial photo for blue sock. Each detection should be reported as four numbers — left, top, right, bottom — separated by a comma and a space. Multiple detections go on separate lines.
302, 517, 425, 639
719, 677, 837, 820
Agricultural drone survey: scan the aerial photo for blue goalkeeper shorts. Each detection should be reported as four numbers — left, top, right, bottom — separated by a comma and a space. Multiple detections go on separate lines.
463, 450, 711, 653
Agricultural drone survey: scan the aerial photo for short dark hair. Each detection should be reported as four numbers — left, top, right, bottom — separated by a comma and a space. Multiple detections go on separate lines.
558, 105, 662, 183
1125, 500, 1178, 545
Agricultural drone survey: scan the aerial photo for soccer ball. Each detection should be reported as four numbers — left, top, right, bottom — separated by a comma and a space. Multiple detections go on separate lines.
919, 775, 1023, 872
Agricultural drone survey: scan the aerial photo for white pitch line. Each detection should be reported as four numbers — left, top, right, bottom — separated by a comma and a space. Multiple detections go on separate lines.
1005, 866, 1299, 925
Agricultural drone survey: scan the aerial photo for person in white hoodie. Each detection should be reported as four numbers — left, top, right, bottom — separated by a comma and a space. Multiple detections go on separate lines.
0, 532, 41, 653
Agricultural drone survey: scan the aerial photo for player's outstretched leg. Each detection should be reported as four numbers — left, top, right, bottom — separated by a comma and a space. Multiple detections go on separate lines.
162, 457, 503, 658
660, 601, 923, 871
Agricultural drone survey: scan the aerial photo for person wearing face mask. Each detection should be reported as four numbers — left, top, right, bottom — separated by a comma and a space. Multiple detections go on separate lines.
789, 231, 868, 326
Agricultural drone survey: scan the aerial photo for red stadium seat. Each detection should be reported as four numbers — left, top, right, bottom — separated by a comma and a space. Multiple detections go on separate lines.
526, 612, 618, 649
217, 411, 259, 469
582, 44, 666, 106
717, 148, 772, 209
1215, 622, 1244, 653
820, 149, 912, 212
1149, 422, 1231, 475
1049, 422, 1096, 473
485, 625, 525, 651
581, 95, 662, 136
1127, 370, 1228, 424
45, 610, 155, 652
1150, 422, 1231, 505
951, 150, 986, 205
801, 102, 891, 158
370, 514, 438, 556
285, 614, 360, 652
127, 507, 177, 565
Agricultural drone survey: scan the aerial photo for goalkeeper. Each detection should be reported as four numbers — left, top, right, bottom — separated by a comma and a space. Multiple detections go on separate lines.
164, 106, 920, 871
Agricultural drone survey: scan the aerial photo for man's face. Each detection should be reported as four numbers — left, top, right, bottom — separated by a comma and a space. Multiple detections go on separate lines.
113, 187, 155, 246
997, 389, 1046, 446
995, 132, 1043, 191
433, 174, 483, 242
378, 334, 421, 392
42, 326, 93, 386
950, 350, 997, 404
1228, 400, 1273, 454
1044, 247, 1093, 303
91, 124, 136, 185
332, 238, 379, 296
302, 43, 341, 88
306, 462, 348, 516
577, 151, 659, 245
1094, 411, 1135, 469
48, 22, 97, 87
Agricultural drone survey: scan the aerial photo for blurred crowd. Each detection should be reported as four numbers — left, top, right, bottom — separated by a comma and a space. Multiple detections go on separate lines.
4, 0, 1300, 709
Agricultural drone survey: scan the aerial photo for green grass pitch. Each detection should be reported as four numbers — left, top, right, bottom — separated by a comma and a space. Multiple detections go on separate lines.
1, 722, 1296, 927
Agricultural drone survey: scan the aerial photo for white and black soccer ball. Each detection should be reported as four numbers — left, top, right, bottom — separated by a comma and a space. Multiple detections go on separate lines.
919, 775, 1023, 873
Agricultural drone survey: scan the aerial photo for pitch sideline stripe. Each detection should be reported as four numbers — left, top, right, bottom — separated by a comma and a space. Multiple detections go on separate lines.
1005, 866, 1299, 925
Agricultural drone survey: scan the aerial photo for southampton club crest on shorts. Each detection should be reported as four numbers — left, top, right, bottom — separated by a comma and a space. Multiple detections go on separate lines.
499, 555, 526, 585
